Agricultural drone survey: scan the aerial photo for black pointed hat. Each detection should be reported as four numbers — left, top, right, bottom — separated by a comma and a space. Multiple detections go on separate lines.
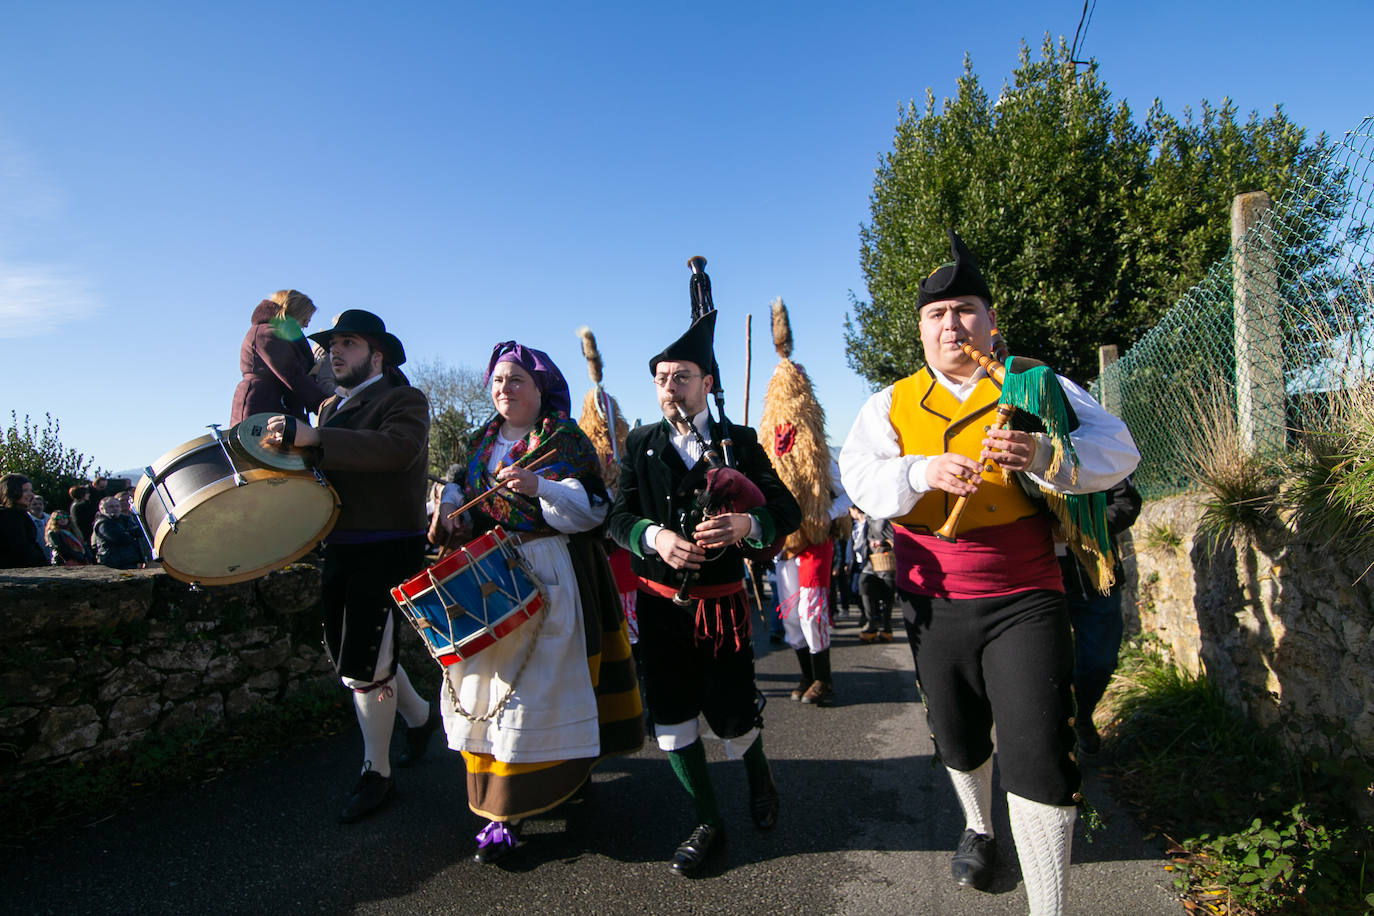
307, 309, 406, 366
917, 229, 992, 308
649, 310, 717, 376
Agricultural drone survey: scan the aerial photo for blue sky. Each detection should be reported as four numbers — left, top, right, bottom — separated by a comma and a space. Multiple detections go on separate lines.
3, 0, 1371, 476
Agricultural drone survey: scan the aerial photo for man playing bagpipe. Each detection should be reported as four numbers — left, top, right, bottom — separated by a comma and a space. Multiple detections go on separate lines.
608, 307, 800, 877
838, 230, 1139, 915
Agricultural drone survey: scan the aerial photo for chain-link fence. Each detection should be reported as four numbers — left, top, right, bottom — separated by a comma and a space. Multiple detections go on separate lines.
1094, 116, 1374, 500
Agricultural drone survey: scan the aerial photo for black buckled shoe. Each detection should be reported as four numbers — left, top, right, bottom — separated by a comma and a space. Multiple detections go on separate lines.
950, 829, 997, 889
749, 770, 780, 830
338, 769, 395, 824
670, 823, 725, 877
398, 701, 440, 767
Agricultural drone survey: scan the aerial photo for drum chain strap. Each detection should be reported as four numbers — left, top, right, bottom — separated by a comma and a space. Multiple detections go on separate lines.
442, 541, 552, 724
444, 603, 549, 723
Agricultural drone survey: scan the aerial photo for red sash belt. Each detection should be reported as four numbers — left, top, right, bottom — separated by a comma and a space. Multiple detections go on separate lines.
639, 578, 750, 654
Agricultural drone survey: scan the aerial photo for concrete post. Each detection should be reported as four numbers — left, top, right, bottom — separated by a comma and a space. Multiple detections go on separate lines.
1098, 343, 1121, 415
1232, 191, 1286, 454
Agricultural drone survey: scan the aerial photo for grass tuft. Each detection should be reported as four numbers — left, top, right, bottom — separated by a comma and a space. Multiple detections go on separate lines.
1173, 384, 1282, 547
1139, 521, 1184, 553
1100, 637, 1374, 913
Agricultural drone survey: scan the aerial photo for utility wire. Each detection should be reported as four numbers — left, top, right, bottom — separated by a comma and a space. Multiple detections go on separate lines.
1069, 0, 1097, 69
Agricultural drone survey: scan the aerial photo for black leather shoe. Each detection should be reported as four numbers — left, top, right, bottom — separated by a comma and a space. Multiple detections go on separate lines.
670, 823, 725, 877
749, 771, 780, 830
398, 701, 440, 767
473, 820, 523, 864
950, 829, 997, 889
339, 770, 394, 824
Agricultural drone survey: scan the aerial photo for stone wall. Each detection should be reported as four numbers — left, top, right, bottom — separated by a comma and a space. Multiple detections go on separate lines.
1122, 494, 1374, 766
0, 562, 426, 778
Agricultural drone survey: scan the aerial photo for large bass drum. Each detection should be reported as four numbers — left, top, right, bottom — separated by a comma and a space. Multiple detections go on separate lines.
135, 414, 339, 586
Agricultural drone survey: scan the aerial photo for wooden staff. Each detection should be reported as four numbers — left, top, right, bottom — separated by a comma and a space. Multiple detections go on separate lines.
933, 339, 1017, 543
742, 313, 752, 426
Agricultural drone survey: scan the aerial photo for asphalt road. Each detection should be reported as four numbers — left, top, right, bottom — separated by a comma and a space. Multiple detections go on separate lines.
7, 614, 1181, 915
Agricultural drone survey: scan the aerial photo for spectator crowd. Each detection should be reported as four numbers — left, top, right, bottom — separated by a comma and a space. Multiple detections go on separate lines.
0, 472, 151, 570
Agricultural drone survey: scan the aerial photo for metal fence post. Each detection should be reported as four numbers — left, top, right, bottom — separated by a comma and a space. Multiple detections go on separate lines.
1232, 191, 1286, 454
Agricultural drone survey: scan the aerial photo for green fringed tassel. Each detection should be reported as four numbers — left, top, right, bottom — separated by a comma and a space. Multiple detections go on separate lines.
1001, 358, 1078, 480
1045, 489, 1117, 592
1002, 358, 1116, 592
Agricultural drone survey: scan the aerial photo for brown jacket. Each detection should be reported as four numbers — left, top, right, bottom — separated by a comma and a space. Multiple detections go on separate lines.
316, 374, 430, 534
230, 301, 330, 426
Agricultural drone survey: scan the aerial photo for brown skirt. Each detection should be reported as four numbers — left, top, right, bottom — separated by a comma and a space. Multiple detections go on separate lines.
463, 533, 644, 821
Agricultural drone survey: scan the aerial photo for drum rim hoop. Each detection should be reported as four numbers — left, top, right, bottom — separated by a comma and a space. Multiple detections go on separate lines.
147, 468, 339, 586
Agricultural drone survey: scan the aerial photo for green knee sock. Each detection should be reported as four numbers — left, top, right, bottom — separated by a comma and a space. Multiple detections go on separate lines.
667, 740, 721, 826
742, 735, 773, 792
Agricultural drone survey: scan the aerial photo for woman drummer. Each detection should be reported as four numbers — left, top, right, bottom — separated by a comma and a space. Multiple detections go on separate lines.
440, 340, 642, 864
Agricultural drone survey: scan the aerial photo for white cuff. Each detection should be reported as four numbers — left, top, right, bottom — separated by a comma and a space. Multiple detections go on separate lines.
906, 457, 932, 495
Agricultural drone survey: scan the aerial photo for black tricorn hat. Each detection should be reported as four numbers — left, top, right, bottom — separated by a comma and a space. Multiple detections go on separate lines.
917, 229, 992, 309
308, 309, 406, 367
649, 310, 717, 376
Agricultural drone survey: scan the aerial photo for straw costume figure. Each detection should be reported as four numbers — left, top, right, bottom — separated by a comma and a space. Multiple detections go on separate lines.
759, 298, 851, 706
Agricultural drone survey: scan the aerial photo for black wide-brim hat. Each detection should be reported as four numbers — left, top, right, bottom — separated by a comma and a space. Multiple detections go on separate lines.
917, 229, 992, 309
649, 310, 717, 376
307, 309, 406, 366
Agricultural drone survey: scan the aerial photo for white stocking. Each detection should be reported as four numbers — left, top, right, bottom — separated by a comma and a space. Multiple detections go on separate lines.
946, 757, 993, 836
1007, 791, 1076, 916
392, 664, 430, 727
352, 683, 397, 778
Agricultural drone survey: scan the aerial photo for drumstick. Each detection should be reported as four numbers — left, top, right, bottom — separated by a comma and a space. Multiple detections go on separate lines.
445, 449, 560, 521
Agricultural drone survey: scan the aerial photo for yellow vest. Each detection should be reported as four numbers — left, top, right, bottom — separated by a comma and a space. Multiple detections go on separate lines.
888, 368, 1039, 533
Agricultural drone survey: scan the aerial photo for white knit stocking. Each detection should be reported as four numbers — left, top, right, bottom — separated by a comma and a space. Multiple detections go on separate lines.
1007, 791, 1076, 916
392, 664, 430, 727
353, 684, 397, 778
945, 757, 994, 836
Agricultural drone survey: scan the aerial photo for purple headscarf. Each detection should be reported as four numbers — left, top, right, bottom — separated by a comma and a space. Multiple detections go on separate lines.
483, 341, 572, 417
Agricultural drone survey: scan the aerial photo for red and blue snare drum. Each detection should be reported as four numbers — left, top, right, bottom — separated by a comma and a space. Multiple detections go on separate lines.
391, 527, 547, 666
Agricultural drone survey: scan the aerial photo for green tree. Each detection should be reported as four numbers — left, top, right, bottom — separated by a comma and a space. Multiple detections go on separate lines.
847, 35, 1339, 386
410, 359, 491, 479
1, 412, 105, 510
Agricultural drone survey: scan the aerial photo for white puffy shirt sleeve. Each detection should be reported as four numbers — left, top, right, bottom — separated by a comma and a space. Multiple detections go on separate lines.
838, 386, 931, 520
534, 477, 609, 534
1024, 375, 1140, 494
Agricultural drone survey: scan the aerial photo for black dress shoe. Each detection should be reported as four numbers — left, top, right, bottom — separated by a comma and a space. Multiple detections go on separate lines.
950, 829, 997, 889
338, 770, 395, 824
670, 823, 725, 877
473, 820, 523, 864
749, 772, 780, 830
398, 701, 440, 767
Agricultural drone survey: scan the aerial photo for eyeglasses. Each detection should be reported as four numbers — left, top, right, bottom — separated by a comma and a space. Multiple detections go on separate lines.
653, 371, 701, 388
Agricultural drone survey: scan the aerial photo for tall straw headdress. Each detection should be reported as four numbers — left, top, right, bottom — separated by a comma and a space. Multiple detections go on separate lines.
575, 326, 629, 493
